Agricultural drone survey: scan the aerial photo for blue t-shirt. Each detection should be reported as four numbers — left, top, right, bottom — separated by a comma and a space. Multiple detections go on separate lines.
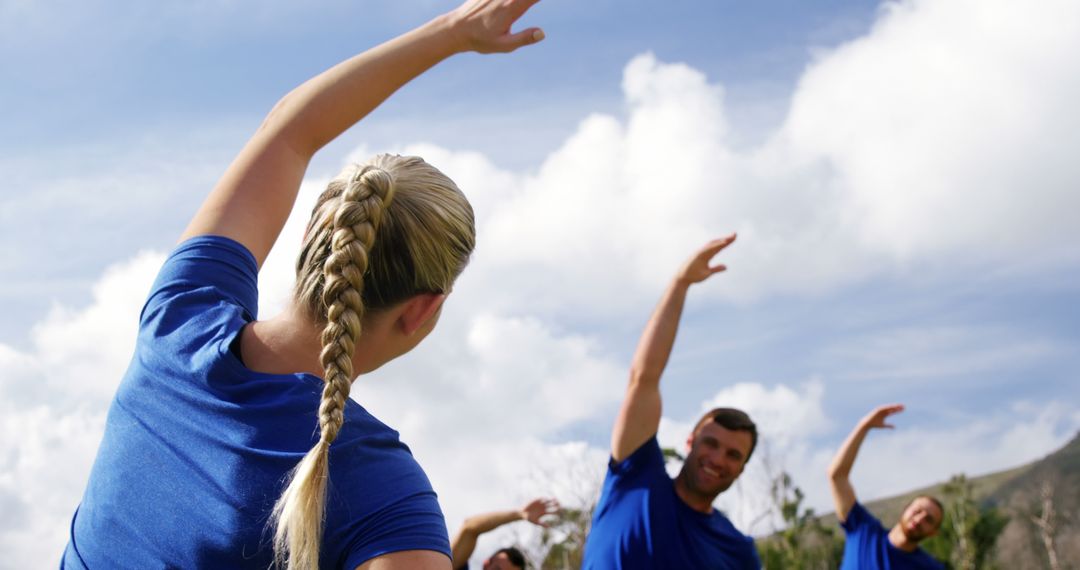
62, 236, 450, 569
840, 502, 944, 570
582, 437, 761, 569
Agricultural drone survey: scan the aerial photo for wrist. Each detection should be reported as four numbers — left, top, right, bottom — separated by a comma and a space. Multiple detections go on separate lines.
433, 9, 471, 55
671, 276, 694, 291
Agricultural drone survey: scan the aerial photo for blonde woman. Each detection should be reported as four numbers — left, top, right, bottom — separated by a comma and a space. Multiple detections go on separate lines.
61, 1, 545, 569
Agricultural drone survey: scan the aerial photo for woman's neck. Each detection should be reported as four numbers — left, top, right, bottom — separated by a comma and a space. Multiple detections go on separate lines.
240, 306, 325, 377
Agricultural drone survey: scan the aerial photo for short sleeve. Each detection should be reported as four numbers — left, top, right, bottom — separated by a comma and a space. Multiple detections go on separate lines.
142, 235, 259, 327
325, 410, 451, 570
608, 436, 667, 480
340, 491, 451, 569
841, 502, 880, 535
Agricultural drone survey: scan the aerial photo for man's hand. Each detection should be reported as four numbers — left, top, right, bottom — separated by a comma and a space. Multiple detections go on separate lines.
675, 233, 736, 286
861, 404, 904, 430
520, 497, 560, 527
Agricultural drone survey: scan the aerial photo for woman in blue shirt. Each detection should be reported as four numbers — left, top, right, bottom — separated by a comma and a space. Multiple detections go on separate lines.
62, 2, 545, 569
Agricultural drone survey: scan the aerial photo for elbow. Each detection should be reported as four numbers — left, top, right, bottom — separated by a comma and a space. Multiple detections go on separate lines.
825, 462, 842, 481
259, 92, 319, 158
460, 518, 480, 534
827, 462, 844, 481
628, 363, 661, 388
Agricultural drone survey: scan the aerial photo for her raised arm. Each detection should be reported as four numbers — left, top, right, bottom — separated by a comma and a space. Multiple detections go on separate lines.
181, 0, 545, 267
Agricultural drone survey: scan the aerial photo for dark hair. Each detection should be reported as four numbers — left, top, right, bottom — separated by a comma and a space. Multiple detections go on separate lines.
494, 547, 527, 569
693, 407, 758, 462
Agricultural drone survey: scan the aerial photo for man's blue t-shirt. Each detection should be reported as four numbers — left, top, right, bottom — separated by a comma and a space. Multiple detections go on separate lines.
61, 236, 450, 569
582, 437, 761, 569
840, 502, 944, 570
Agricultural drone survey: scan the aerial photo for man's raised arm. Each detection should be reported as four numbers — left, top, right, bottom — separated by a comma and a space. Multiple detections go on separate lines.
610, 235, 737, 462
828, 404, 905, 522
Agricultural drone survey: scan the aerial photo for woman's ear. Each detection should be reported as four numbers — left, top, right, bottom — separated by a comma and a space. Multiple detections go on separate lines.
398, 293, 446, 336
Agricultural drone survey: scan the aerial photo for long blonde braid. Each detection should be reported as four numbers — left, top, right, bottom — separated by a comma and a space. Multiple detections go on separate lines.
273, 155, 475, 569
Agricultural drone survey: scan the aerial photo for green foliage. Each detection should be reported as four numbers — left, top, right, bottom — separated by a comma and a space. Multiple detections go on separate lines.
756, 471, 844, 570
661, 446, 685, 463
921, 474, 1010, 570
537, 507, 592, 569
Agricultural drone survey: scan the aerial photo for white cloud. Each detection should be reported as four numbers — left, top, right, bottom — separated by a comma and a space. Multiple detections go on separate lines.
782, 0, 1080, 261
0, 252, 162, 568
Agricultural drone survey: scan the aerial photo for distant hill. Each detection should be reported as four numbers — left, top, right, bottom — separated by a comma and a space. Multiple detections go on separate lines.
821, 432, 1080, 568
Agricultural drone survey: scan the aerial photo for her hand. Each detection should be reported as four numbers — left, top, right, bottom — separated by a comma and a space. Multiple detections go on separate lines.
448, 0, 546, 54
675, 233, 737, 286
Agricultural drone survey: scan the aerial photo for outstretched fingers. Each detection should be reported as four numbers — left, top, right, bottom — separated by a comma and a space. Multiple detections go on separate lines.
522, 497, 561, 526
678, 233, 737, 285
868, 403, 905, 429
451, 0, 546, 54
493, 26, 545, 52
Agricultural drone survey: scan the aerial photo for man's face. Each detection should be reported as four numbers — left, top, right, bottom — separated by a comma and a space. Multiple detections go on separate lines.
482, 552, 522, 570
681, 423, 753, 498
898, 497, 943, 542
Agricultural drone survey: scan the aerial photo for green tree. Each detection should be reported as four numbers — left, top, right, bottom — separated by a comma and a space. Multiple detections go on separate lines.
756, 471, 844, 570
922, 474, 1010, 570
536, 506, 592, 569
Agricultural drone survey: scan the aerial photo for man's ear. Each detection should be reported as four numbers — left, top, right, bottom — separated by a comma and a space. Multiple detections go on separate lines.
398, 293, 446, 336
685, 433, 695, 454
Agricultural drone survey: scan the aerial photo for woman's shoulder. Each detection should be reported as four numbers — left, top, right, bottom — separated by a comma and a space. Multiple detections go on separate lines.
130, 235, 260, 373
146, 235, 259, 314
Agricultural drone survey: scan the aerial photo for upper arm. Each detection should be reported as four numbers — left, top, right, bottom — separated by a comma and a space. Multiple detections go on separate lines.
357, 549, 452, 570
829, 473, 857, 523
180, 120, 311, 268
610, 380, 662, 463
449, 525, 477, 569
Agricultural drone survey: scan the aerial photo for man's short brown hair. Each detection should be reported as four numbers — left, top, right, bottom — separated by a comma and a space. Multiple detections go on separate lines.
692, 407, 758, 462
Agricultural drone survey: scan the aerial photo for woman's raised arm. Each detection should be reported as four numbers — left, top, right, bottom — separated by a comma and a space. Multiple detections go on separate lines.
181, 0, 545, 267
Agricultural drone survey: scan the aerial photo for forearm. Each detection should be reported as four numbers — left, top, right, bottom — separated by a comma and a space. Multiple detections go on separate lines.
450, 510, 522, 567
628, 278, 691, 388
267, 13, 463, 157
463, 509, 524, 534
609, 278, 690, 460
828, 420, 871, 481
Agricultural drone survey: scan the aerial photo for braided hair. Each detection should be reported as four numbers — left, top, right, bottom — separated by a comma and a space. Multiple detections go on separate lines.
272, 154, 475, 569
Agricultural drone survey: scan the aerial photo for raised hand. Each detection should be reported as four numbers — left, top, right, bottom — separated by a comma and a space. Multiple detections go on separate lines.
520, 497, 561, 527
861, 404, 905, 429
676, 233, 737, 286
449, 0, 546, 54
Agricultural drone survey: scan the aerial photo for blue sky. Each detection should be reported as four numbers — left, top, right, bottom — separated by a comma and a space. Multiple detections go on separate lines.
3, 0, 1079, 565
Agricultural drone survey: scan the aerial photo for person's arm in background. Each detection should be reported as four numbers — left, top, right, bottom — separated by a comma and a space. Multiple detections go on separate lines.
827, 404, 905, 522
610, 235, 737, 462
181, 0, 546, 270
450, 498, 561, 568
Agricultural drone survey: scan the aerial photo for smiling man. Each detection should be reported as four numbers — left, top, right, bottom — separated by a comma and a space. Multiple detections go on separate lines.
828, 404, 946, 570
582, 235, 762, 569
